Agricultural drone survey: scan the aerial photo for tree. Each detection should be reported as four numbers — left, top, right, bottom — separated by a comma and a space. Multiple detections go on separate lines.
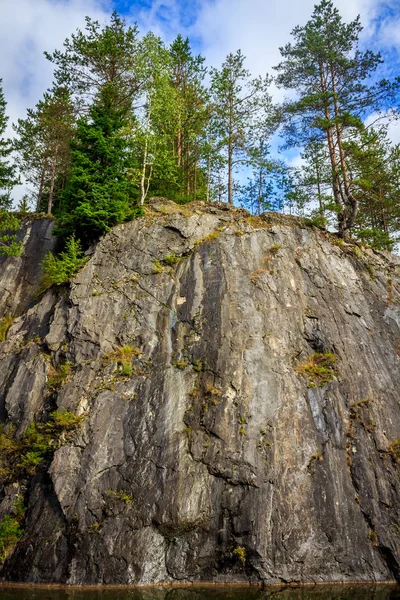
55, 85, 141, 245
169, 35, 210, 200
128, 33, 179, 205
274, 0, 400, 237
0, 211, 23, 257
0, 80, 18, 209
13, 88, 75, 213
210, 50, 271, 205
346, 127, 400, 249
45, 11, 142, 116
241, 139, 285, 215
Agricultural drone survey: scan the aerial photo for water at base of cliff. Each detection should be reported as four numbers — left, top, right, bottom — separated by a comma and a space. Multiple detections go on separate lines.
1, 585, 400, 600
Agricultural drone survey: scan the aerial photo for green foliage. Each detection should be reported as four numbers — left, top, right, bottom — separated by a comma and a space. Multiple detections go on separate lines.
0, 411, 85, 483
0, 79, 19, 210
0, 314, 14, 342
39, 235, 87, 293
233, 545, 247, 564
106, 489, 133, 505
47, 361, 72, 393
163, 253, 181, 266
210, 50, 272, 205
274, 0, 400, 237
13, 88, 75, 214
0, 211, 23, 257
304, 214, 328, 229
0, 497, 25, 562
294, 351, 338, 388
55, 87, 142, 244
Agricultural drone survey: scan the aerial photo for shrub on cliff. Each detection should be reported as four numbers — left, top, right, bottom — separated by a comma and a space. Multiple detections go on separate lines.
38, 235, 87, 293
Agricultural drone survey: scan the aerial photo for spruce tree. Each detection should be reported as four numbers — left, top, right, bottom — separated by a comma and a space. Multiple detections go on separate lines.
0, 79, 18, 209
56, 85, 141, 245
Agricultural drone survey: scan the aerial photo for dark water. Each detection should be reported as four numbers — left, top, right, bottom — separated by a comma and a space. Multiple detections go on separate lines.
1, 586, 400, 600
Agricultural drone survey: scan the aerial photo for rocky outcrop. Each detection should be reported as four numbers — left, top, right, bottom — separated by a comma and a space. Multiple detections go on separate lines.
0, 200, 399, 585
0, 217, 57, 318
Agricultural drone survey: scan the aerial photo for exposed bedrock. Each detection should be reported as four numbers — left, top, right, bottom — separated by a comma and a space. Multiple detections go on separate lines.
0, 200, 399, 584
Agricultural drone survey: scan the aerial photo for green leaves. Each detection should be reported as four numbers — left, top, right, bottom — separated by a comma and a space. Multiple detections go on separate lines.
0, 79, 19, 210
0, 211, 23, 257
38, 235, 87, 293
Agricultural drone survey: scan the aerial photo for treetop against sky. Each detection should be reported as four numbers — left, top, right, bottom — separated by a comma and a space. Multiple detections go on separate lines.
0, 0, 399, 204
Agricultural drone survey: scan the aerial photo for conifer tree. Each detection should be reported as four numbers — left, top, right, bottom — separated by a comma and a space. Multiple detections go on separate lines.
55, 85, 141, 245
210, 51, 271, 205
274, 0, 400, 237
346, 127, 400, 249
169, 35, 209, 200
45, 11, 142, 115
13, 88, 75, 213
0, 80, 18, 209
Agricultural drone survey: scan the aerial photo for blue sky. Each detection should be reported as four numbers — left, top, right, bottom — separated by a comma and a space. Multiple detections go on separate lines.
1, 0, 400, 200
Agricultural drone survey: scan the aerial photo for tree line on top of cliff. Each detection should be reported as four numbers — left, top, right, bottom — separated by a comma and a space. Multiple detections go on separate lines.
0, 0, 400, 254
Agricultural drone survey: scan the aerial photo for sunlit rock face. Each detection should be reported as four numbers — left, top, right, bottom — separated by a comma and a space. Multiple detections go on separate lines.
0, 200, 400, 585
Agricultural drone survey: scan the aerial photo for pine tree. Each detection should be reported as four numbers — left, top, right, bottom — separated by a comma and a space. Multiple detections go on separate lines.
0, 80, 18, 209
13, 88, 75, 214
210, 50, 271, 205
55, 85, 141, 245
45, 11, 141, 115
274, 0, 400, 237
346, 127, 400, 249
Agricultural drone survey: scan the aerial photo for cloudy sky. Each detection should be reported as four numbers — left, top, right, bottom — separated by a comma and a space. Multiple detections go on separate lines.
1, 0, 400, 199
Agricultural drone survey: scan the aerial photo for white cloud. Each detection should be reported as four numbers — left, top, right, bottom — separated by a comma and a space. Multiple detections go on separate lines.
194, 0, 378, 72
0, 0, 110, 134
0, 0, 399, 205
0, 0, 111, 203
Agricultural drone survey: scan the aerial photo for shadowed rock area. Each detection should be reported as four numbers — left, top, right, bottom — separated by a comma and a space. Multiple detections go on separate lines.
0, 200, 399, 585
0, 217, 57, 318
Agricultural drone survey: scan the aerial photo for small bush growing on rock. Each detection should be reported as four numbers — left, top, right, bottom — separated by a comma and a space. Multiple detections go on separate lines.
106, 489, 133, 505
47, 361, 72, 393
163, 254, 181, 266
0, 411, 85, 483
38, 235, 87, 293
0, 314, 13, 342
0, 496, 25, 562
233, 545, 247, 564
294, 351, 337, 388
388, 439, 400, 463
105, 345, 143, 377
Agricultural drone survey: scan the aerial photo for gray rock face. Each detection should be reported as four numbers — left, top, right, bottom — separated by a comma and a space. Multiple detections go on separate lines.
0, 200, 400, 585
0, 218, 57, 318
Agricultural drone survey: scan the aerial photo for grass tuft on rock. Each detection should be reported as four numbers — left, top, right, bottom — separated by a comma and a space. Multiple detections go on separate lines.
294, 351, 338, 388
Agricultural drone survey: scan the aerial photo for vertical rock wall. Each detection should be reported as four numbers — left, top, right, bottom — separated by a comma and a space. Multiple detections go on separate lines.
0, 218, 56, 318
0, 201, 399, 585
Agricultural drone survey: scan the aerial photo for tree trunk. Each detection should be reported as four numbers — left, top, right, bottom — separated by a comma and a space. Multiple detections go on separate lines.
318, 62, 345, 235
47, 145, 59, 215
140, 99, 152, 206
330, 64, 358, 236
36, 162, 47, 213
228, 96, 233, 205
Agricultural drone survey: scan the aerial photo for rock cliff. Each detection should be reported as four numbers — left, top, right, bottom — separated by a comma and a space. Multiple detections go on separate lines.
0, 200, 399, 585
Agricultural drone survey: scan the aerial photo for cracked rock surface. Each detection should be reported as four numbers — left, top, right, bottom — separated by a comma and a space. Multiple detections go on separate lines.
0, 218, 57, 318
0, 199, 400, 584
